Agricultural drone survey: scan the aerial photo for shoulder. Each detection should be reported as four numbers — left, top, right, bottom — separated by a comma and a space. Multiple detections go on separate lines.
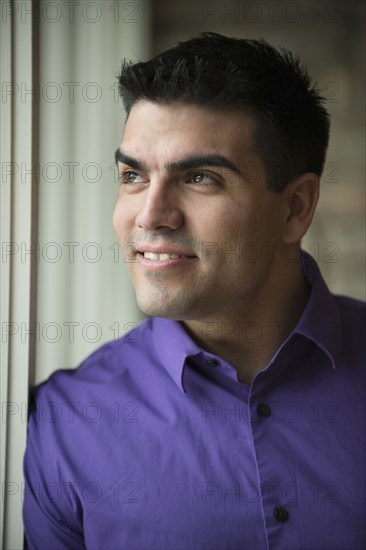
334, 294, 365, 311
334, 294, 365, 332
30, 316, 156, 407
332, 294, 366, 367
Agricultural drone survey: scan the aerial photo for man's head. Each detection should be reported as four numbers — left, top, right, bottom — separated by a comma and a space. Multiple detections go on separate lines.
113, 34, 329, 322
118, 32, 330, 192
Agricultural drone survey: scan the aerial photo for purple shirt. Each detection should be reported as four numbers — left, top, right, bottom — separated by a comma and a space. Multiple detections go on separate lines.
23, 252, 366, 549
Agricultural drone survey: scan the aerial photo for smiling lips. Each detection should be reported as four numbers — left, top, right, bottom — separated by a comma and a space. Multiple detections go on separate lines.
136, 247, 196, 268
143, 252, 183, 261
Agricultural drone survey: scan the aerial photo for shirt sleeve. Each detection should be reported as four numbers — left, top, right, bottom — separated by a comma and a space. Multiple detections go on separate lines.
23, 394, 86, 550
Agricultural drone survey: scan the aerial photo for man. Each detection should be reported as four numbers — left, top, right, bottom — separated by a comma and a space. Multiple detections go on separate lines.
23, 33, 365, 549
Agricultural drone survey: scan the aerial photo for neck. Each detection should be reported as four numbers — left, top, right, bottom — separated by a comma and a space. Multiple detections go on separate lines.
182, 258, 310, 385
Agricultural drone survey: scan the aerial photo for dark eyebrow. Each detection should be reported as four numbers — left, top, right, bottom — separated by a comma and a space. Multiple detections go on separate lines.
114, 149, 148, 171
114, 149, 243, 178
167, 154, 243, 178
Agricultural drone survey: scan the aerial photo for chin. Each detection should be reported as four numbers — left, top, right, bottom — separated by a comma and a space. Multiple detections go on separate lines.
134, 281, 207, 319
136, 295, 193, 320
138, 304, 181, 319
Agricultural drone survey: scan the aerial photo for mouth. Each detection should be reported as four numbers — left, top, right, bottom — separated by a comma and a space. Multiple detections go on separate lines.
141, 251, 193, 261
135, 247, 197, 270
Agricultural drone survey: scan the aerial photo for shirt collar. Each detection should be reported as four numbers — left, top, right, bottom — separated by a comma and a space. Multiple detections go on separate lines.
152, 317, 202, 393
293, 250, 341, 369
151, 250, 342, 393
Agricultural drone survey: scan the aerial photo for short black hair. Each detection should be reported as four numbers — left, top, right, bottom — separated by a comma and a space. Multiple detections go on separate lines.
118, 32, 330, 192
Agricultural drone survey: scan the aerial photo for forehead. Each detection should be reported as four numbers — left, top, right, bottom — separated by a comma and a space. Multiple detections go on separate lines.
121, 101, 257, 162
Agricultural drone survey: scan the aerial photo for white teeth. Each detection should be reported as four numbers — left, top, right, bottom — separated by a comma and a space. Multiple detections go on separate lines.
143, 252, 181, 261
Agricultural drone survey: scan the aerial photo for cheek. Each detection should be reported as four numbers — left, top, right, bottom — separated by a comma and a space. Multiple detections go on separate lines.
211, 203, 253, 241
195, 216, 248, 257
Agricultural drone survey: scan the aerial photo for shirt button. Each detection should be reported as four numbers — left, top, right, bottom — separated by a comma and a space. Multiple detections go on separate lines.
273, 506, 289, 523
207, 359, 219, 368
257, 403, 271, 417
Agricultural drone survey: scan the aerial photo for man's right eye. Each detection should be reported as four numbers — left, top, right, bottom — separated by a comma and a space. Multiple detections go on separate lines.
120, 171, 146, 185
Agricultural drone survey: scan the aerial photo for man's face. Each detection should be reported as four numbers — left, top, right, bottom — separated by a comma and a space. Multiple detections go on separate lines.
113, 101, 287, 322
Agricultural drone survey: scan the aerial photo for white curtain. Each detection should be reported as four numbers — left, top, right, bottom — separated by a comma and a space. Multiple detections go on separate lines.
0, 1, 151, 547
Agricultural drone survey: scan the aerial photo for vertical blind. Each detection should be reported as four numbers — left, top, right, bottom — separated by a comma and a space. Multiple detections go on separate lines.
1, 1, 151, 547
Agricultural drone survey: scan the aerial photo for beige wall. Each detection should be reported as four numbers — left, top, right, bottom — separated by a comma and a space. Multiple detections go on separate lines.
1, 2, 152, 547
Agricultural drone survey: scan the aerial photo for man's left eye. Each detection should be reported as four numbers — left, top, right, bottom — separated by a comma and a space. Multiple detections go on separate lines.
187, 172, 220, 186
192, 173, 205, 183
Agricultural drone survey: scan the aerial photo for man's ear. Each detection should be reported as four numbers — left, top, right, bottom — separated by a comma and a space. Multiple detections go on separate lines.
282, 172, 320, 243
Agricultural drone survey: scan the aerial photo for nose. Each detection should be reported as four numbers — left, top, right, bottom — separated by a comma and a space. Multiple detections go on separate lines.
135, 181, 184, 231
